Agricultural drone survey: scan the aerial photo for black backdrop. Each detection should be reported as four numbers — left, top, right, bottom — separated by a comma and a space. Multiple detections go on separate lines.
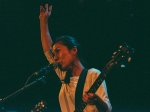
0, 0, 150, 111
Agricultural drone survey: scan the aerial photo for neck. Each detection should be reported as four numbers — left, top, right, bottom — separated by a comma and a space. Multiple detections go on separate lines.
71, 59, 84, 77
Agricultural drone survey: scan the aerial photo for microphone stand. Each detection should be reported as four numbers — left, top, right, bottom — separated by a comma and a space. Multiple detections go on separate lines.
0, 76, 46, 104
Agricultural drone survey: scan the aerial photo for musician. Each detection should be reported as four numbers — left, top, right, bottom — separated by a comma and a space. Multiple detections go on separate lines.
39, 4, 112, 112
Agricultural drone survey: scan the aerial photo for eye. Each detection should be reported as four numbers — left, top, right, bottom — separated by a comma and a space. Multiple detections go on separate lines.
55, 49, 60, 53
52, 49, 60, 58
51, 51, 55, 57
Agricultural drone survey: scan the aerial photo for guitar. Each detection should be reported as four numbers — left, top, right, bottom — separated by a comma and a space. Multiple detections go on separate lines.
31, 100, 47, 112
74, 43, 135, 112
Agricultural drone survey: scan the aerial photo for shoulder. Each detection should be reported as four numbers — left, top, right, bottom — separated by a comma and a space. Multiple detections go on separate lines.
87, 68, 101, 75
86, 68, 101, 81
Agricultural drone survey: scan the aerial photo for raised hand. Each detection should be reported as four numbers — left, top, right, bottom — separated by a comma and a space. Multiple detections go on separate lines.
39, 4, 52, 22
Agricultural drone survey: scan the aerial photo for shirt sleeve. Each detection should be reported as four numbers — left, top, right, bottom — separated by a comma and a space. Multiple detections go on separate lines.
44, 50, 66, 81
85, 68, 112, 112
96, 81, 112, 112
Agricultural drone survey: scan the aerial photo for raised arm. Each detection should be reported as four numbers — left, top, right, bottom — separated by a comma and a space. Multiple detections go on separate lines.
39, 4, 53, 52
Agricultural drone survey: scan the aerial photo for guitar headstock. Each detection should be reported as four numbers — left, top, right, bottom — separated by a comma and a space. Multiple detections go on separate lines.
107, 43, 135, 68
31, 100, 47, 112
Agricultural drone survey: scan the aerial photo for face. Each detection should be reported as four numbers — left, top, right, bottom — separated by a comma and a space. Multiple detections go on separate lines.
52, 42, 77, 71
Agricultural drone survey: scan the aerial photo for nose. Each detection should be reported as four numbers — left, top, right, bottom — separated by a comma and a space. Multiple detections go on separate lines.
53, 54, 59, 62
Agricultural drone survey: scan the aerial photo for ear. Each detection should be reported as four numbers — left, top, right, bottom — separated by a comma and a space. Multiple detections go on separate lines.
71, 46, 78, 55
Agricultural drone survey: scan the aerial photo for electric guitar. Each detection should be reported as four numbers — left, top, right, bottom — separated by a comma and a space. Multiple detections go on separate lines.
74, 43, 135, 112
31, 100, 47, 112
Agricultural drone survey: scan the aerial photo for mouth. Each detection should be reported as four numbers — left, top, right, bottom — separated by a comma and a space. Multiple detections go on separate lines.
58, 63, 62, 68
57, 62, 67, 71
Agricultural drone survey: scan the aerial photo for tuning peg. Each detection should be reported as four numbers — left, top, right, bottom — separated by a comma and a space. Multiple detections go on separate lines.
121, 64, 125, 68
119, 45, 123, 49
112, 51, 117, 58
128, 57, 131, 62
113, 51, 117, 55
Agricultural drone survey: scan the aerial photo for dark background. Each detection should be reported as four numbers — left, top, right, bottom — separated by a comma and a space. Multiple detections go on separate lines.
0, 0, 150, 111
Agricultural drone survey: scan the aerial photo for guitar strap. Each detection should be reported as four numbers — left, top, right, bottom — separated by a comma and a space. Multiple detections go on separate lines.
75, 69, 88, 110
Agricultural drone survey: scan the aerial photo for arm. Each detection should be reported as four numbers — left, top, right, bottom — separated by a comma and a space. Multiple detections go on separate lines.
95, 95, 108, 112
82, 92, 108, 112
82, 69, 112, 112
39, 4, 67, 80
39, 4, 53, 52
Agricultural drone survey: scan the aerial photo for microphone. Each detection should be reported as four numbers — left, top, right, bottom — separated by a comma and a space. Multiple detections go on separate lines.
34, 62, 58, 76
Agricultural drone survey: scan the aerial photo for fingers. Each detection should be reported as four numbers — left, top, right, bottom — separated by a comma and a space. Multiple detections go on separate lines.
39, 4, 52, 19
82, 92, 96, 105
45, 4, 48, 11
45, 4, 52, 13
40, 6, 45, 13
44, 4, 52, 17
40, 4, 52, 13
39, 6, 45, 19
49, 5, 52, 12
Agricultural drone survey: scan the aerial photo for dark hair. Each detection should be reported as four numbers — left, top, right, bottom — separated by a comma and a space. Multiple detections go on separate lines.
53, 35, 87, 83
52, 35, 87, 67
